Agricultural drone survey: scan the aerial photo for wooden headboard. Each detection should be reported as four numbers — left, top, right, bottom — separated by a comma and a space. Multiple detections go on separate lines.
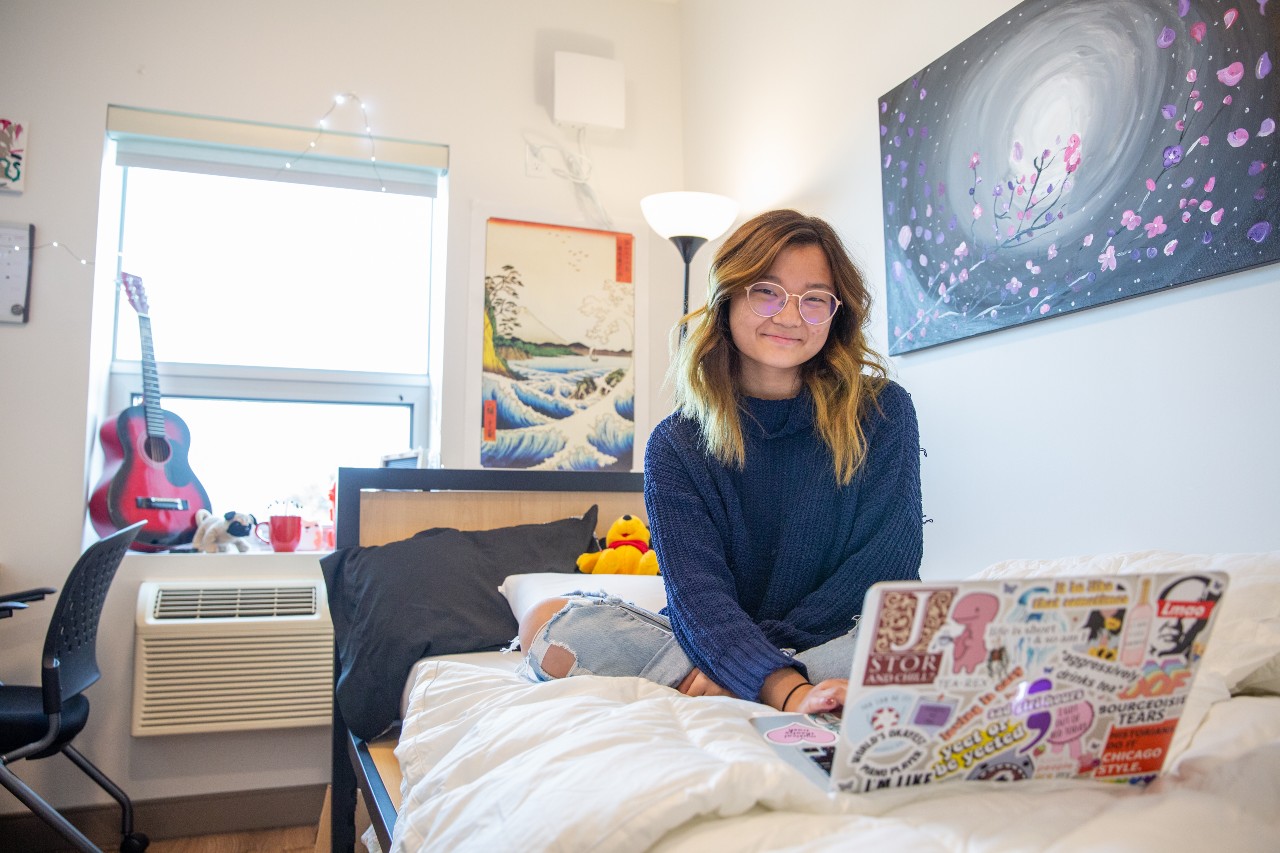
334, 468, 646, 548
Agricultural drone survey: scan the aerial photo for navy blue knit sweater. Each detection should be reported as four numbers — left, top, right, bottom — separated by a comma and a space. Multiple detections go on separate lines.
643, 380, 924, 702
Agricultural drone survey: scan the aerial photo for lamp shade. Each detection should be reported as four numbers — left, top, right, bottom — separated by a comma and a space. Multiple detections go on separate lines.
640, 192, 738, 241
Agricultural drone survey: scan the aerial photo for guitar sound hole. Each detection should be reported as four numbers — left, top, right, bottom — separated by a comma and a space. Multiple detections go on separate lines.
144, 436, 172, 464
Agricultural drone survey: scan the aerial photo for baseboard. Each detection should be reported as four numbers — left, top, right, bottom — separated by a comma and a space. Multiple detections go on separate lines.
0, 783, 327, 852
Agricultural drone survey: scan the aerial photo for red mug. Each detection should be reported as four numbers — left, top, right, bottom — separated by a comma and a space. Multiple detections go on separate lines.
255, 515, 302, 552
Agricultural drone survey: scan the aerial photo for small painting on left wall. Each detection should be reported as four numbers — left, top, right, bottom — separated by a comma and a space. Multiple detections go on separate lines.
480, 216, 639, 471
0, 118, 26, 194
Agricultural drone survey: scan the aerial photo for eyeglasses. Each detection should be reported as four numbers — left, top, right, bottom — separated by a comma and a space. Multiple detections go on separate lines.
743, 282, 841, 325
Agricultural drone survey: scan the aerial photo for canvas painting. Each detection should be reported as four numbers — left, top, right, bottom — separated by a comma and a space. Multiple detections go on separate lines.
480, 217, 638, 470
0, 118, 26, 193
880, 0, 1278, 355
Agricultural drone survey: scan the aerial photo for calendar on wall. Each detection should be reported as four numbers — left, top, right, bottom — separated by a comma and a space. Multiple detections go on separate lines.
1, 222, 34, 324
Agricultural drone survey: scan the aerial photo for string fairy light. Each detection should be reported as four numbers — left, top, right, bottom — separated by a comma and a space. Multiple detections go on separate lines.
7, 91, 389, 274
43, 240, 93, 265
279, 92, 387, 192
0, 238, 95, 268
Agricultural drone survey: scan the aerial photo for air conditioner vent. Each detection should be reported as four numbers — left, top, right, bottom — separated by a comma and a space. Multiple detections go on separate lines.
152, 585, 318, 619
134, 580, 332, 735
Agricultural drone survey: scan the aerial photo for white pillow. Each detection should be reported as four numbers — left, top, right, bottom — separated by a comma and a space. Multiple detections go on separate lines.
1235, 652, 1280, 696
970, 550, 1280, 694
499, 572, 667, 623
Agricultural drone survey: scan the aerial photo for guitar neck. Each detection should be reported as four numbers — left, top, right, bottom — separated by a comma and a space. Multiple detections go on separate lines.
137, 314, 166, 439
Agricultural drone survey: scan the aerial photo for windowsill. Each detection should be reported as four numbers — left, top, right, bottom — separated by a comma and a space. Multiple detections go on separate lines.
119, 549, 330, 581
127, 549, 335, 557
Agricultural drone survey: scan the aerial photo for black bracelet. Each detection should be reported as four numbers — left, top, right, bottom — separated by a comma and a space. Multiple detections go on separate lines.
781, 681, 808, 711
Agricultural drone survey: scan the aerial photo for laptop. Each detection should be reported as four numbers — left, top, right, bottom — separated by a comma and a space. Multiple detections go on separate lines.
752, 570, 1228, 793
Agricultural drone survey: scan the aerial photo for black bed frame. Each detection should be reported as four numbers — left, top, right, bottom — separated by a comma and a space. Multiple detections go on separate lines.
328, 467, 644, 852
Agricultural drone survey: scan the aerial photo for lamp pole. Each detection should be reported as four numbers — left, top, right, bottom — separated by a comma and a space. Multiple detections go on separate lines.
668, 235, 708, 318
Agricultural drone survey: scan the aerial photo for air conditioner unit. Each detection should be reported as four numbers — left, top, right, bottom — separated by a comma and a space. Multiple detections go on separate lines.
132, 580, 333, 736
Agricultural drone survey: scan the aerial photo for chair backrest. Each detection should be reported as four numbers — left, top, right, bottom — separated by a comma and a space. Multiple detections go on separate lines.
40, 522, 143, 709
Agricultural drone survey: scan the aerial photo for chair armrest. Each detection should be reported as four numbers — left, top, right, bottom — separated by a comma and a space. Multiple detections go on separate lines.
0, 587, 56, 603
0, 587, 56, 619
0, 601, 27, 618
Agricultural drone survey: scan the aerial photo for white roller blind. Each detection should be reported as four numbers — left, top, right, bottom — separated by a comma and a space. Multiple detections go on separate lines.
107, 104, 447, 196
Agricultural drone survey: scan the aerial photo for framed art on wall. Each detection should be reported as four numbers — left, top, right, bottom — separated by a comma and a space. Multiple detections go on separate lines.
472, 211, 646, 471
0, 118, 25, 194
880, 0, 1278, 355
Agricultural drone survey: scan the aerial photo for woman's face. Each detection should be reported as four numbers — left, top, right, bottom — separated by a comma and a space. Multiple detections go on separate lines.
728, 243, 834, 399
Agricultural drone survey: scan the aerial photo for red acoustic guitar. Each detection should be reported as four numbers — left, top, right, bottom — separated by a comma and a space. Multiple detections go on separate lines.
89, 273, 211, 551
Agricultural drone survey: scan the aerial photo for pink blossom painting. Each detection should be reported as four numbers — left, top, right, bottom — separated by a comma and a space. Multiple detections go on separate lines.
881, 0, 1278, 354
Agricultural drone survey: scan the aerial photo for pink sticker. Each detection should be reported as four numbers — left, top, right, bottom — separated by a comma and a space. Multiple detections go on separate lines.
1048, 701, 1095, 744
765, 722, 838, 746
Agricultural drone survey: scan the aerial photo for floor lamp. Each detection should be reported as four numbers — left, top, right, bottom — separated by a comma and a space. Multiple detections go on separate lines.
640, 192, 739, 321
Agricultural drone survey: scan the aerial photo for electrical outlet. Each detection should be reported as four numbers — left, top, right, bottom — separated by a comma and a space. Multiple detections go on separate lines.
525, 144, 549, 178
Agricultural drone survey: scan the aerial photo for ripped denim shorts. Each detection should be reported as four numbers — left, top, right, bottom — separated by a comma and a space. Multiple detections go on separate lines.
524, 591, 694, 688
523, 591, 859, 689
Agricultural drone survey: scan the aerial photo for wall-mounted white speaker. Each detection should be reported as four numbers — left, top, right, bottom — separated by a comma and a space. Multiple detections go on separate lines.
553, 52, 626, 129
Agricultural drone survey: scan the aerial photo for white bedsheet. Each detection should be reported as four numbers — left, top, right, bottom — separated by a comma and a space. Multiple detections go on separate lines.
399, 650, 522, 717
389, 662, 1280, 852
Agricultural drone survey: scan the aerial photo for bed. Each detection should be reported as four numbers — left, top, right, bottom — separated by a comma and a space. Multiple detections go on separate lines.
323, 467, 649, 852
323, 467, 1280, 852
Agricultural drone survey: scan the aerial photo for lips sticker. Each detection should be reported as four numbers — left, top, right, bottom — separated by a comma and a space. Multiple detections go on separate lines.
765, 722, 839, 746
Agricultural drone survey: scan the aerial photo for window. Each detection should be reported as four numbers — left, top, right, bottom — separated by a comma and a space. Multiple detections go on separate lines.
103, 106, 447, 521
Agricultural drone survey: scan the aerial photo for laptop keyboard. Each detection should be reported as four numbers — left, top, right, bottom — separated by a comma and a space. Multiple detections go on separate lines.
802, 745, 836, 774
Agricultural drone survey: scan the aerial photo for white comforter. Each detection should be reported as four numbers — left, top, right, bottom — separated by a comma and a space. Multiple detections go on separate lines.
390, 662, 1280, 852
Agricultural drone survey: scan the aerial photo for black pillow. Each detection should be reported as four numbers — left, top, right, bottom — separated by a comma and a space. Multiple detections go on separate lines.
320, 506, 597, 740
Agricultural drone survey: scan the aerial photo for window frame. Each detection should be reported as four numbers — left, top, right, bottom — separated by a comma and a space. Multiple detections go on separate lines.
106, 362, 430, 455
100, 104, 447, 464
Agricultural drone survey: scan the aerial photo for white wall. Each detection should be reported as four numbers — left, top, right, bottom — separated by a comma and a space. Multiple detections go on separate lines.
0, 0, 685, 814
679, 0, 1280, 577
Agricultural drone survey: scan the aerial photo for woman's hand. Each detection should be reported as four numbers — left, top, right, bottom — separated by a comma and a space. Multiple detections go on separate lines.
678, 667, 738, 698
762, 668, 847, 714
789, 678, 848, 715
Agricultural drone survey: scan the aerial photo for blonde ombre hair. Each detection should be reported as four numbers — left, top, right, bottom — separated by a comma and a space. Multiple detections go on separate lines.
671, 210, 888, 485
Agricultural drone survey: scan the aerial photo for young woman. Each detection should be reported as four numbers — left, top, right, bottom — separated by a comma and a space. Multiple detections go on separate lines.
519, 209, 924, 715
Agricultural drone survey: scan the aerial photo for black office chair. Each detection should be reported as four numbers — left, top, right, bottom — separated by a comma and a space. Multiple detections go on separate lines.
0, 521, 149, 853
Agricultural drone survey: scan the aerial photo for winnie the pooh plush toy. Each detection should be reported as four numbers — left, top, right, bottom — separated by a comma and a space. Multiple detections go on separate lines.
577, 514, 660, 575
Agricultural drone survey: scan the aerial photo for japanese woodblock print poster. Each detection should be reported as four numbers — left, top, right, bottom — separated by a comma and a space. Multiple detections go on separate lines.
481, 217, 637, 470
880, 0, 1278, 355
